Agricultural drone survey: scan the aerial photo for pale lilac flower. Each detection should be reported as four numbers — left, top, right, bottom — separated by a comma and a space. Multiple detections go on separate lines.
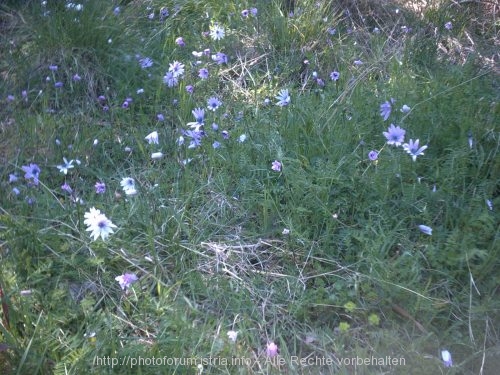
113, 6, 120, 15
9, 174, 18, 183
12, 187, 20, 195
57, 157, 74, 174
400, 104, 411, 113
186, 85, 194, 94
139, 57, 153, 69
61, 182, 73, 194
383, 124, 406, 146
266, 342, 278, 357
330, 71, 340, 81
403, 139, 428, 161
84, 208, 117, 241
157, 113, 165, 121
187, 108, 205, 131
95, 181, 106, 194
22, 90, 27, 100
120, 177, 137, 195
441, 350, 452, 367
241, 9, 249, 17
66, 3, 83, 11
136, 88, 144, 94
151, 152, 164, 159
211, 52, 228, 65
203, 48, 211, 56
327, 27, 336, 35
185, 130, 203, 149
209, 24, 225, 40
115, 273, 138, 291
73, 73, 81, 81
145, 131, 159, 144
282, 228, 290, 235
238, 134, 247, 143
212, 141, 221, 149
418, 225, 432, 236
221, 130, 229, 139
191, 107, 205, 125
444, 22, 453, 30
54, 82, 63, 88
169, 61, 185, 78
467, 130, 473, 149
275, 89, 290, 106
207, 97, 222, 111
21, 163, 41, 185
380, 99, 394, 121
159, 7, 169, 20
271, 160, 282, 172
192, 51, 203, 58
212, 123, 218, 131
163, 71, 179, 87
175, 37, 185, 46
368, 150, 379, 161
227, 330, 238, 342
354, 60, 363, 65
250, 8, 258, 16
198, 68, 209, 79
49, 65, 58, 71
486, 199, 493, 211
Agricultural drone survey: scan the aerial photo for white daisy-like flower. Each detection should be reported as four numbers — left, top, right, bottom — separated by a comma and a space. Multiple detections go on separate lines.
275, 89, 290, 106
168, 60, 185, 78
56, 157, 75, 175
84, 207, 117, 241
120, 177, 137, 195
145, 131, 159, 144
209, 24, 225, 41
227, 330, 238, 342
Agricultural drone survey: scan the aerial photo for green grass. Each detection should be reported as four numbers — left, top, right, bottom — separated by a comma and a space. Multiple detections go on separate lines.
0, 0, 499, 374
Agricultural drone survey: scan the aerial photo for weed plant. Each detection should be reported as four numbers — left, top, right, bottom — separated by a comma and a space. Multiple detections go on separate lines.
0, 0, 498, 374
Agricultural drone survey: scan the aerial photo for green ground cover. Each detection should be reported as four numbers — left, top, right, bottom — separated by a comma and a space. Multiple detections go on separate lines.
0, 0, 498, 374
